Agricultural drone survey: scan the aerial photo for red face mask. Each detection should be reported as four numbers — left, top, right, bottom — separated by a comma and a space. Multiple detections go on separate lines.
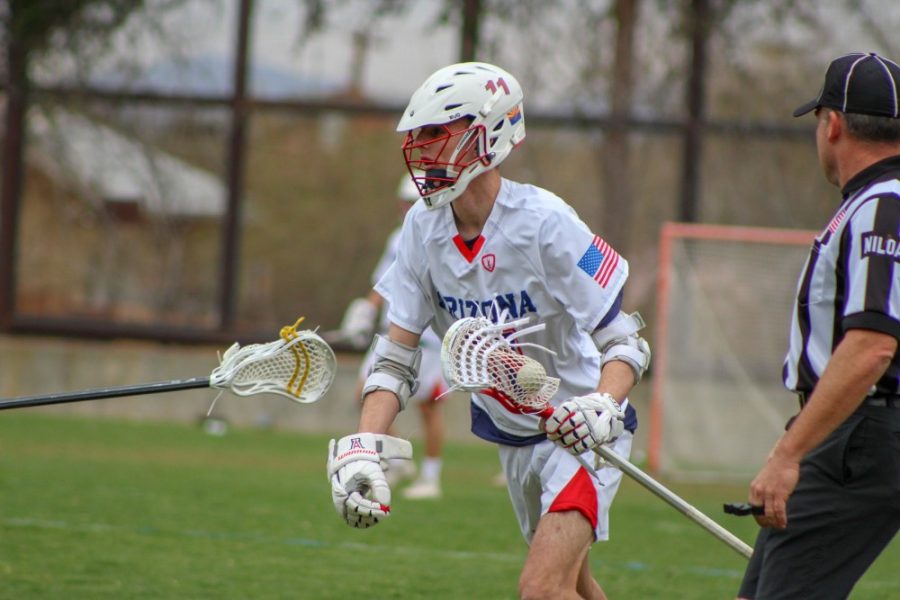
401, 122, 488, 196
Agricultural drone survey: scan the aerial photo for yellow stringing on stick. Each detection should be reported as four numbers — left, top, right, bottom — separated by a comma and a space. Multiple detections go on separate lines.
280, 316, 311, 399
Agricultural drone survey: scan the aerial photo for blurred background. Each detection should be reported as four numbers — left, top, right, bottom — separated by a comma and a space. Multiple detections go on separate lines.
1, 0, 899, 478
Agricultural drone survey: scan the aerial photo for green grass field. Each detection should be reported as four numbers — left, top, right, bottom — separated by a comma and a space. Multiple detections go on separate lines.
1, 413, 897, 599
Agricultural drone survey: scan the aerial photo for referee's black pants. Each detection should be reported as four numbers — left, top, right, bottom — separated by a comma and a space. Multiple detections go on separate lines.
738, 402, 900, 600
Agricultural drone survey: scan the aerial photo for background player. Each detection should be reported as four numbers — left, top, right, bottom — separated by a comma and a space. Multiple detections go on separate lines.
327, 62, 650, 599
329, 176, 448, 499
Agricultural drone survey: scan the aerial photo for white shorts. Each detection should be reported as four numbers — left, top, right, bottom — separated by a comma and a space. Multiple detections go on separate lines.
359, 341, 447, 403
499, 432, 633, 544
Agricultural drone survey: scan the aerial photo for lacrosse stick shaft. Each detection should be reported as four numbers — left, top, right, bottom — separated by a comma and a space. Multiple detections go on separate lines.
576, 455, 601, 478
0, 377, 211, 411
594, 444, 753, 559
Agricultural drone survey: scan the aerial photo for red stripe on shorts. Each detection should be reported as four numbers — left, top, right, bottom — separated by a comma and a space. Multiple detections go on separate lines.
547, 467, 599, 529
426, 380, 447, 402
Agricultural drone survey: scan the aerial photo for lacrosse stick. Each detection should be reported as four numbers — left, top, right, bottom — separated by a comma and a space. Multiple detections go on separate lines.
441, 314, 753, 560
0, 317, 336, 411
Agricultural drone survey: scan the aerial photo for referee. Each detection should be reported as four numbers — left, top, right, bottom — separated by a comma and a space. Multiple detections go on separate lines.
738, 52, 900, 600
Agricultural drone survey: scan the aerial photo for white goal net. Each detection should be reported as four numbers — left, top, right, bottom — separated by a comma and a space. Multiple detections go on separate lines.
648, 223, 817, 481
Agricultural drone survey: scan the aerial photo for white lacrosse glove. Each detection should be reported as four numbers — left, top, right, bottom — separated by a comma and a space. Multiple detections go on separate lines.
543, 392, 625, 455
327, 432, 413, 529
336, 298, 378, 350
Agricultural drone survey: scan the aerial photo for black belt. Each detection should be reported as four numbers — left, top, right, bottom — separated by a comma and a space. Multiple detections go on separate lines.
797, 392, 900, 409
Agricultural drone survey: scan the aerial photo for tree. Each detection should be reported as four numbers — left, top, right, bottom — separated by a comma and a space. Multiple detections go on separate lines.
0, 0, 159, 328
602, 0, 641, 251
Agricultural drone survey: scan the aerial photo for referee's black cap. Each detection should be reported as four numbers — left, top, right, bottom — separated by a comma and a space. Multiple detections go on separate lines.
793, 52, 900, 118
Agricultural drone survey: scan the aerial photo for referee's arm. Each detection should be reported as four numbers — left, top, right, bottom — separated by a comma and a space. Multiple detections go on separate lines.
749, 328, 897, 529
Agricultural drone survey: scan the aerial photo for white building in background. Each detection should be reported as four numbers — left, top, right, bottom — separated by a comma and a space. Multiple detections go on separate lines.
27, 107, 226, 220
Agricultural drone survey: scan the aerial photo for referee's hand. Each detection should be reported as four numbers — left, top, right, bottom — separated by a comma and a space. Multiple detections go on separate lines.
748, 453, 800, 529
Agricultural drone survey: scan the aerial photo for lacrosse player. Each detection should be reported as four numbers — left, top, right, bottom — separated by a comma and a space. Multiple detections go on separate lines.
335, 175, 449, 500
327, 62, 649, 599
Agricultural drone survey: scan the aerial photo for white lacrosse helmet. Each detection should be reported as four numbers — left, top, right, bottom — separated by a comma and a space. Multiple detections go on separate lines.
396, 62, 526, 210
396, 173, 421, 203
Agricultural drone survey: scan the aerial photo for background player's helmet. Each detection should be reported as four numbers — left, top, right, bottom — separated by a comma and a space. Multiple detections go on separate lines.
396, 62, 526, 210
396, 173, 421, 203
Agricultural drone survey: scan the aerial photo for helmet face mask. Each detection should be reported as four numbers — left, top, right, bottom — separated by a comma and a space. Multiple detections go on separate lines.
401, 120, 489, 205
396, 62, 526, 209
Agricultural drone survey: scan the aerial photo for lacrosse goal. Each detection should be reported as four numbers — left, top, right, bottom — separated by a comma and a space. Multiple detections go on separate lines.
648, 222, 817, 480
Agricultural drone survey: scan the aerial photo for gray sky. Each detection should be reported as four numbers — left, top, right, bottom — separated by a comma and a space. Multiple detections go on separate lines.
31, 0, 458, 103
28, 0, 900, 114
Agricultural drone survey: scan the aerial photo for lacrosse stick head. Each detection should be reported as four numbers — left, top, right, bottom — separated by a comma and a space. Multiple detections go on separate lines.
441, 316, 559, 415
209, 317, 336, 404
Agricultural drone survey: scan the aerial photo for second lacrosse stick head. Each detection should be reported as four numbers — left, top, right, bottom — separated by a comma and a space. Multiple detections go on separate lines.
210, 318, 337, 404
440, 316, 559, 414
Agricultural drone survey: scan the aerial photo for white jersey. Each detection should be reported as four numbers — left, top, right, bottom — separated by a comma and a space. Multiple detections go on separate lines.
376, 178, 630, 442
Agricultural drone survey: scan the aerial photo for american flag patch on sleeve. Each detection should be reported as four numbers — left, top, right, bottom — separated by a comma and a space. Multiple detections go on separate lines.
577, 236, 619, 287
827, 207, 847, 234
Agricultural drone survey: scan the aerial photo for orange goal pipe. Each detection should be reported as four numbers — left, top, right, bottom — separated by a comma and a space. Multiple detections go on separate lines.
647, 222, 816, 474
657, 221, 816, 245
648, 223, 674, 474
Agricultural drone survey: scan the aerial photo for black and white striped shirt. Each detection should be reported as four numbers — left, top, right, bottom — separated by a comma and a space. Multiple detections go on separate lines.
784, 155, 900, 394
